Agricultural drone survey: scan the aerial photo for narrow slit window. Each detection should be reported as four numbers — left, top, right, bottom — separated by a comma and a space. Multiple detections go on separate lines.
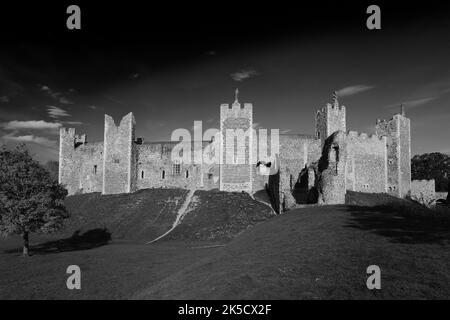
162, 170, 165, 179
141, 170, 144, 179
93, 165, 97, 174
185, 170, 189, 178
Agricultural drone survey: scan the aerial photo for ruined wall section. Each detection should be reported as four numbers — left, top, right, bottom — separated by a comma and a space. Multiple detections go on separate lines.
345, 131, 387, 193
317, 131, 347, 205
277, 135, 321, 209
411, 179, 436, 204
375, 113, 411, 197
102, 113, 137, 195
219, 102, 253, 193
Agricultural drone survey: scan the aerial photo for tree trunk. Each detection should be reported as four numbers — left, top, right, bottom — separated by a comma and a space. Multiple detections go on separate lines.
22, 231, 29, 256
447, 180, 450, 205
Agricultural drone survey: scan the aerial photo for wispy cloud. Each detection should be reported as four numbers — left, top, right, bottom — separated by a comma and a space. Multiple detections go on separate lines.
336, 85, 375, 97
1, 120, 62, 131
230, 69, 260, 82
2, 133, 57, 148
0, 96, 9, 103
384, 96, 438, 110
41, 85, 74, 104
63, 121, 83, 126
47, 106, 70, 118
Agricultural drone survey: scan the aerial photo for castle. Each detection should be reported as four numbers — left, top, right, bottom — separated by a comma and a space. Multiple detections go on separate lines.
59, 91, 413, 212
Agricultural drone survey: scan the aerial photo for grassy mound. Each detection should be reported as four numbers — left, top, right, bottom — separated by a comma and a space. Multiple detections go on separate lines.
63, 188, 188, 241
165, 190, 274, 242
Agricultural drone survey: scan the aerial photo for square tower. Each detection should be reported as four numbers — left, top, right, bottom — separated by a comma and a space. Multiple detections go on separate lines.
375, 106, 411, 198
219, 89, 253, 193
315, 92, 346, 147
102, 112, 137, 195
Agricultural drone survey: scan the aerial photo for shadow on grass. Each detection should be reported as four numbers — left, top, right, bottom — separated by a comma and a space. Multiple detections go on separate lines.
4, 228, 112, 255
345, 204, 450, 245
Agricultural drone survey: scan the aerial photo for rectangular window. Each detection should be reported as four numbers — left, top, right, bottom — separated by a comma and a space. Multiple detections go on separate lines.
162, 170, 166, 179
172, 163, 181, 176
113, 159, 120, 164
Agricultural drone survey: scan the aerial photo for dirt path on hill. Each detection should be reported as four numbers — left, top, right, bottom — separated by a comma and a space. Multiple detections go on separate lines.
146, 189, 196, 244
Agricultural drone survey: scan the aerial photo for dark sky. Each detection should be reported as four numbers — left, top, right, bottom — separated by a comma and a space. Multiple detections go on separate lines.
1, 1, 450, 162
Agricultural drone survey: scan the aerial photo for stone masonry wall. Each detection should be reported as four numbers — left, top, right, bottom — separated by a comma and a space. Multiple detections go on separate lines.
102, 113, 136, 195
315, 102, 346, 146
345, 131, 387, 194
375, 114, 411, 198
411, 179, 436, 204
220, 102, 253, 193
59, 128, 103, 195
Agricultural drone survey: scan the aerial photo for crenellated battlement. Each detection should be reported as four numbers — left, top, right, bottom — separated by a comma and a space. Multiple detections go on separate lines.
220, 102, 253, 119
347, 130, 387, 143
60, 127, 76, 137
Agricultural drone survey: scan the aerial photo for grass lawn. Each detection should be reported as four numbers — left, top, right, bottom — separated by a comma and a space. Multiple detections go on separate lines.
1, 191, 450, 299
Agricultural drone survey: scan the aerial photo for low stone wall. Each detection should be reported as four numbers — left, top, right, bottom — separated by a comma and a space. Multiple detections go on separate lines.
411, 179, 436, 205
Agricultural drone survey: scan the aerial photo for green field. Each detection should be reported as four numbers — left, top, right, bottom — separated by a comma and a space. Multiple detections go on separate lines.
1, 190, 449, 299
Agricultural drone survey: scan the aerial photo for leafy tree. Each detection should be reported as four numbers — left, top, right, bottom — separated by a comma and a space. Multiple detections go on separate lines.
411, 153, 450, 192
0, 145, 69, 256
45, 160, 59, 182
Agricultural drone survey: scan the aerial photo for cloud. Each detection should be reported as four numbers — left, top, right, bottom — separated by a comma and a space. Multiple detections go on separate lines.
59, 97, 74, 104
1, 120, 62, 131
63, 121, 83, 126
0, 96, 9, 103
2, 133, 57, 148
129, 73, 140, 80
280, 129, 292, 134
384, 96, 438, 110
230, 69, 260, 82
89, 105, 97, 110
47, 106, 70, 118
41, 85, 74, 105
402, 97, 437, 108
336, 85, 375, 97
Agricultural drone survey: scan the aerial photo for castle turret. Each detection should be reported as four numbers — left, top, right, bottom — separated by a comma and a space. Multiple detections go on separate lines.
375, 105, 411, 197
219, 89, 253, 193
59, 127, 87, 194
315, 91, 346, 146
102, 112, 137, 195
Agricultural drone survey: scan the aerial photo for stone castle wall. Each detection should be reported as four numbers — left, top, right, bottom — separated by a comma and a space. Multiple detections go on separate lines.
411, 179, 435, 204
375, 114, 411, 197
59, 128, 103, 194
59, 92, 412, 209
103, 113, 136, 195
345, 131, 387, 193
219, 102, 253, 193
315, 102, 346, 146
135, 142, 209, 190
